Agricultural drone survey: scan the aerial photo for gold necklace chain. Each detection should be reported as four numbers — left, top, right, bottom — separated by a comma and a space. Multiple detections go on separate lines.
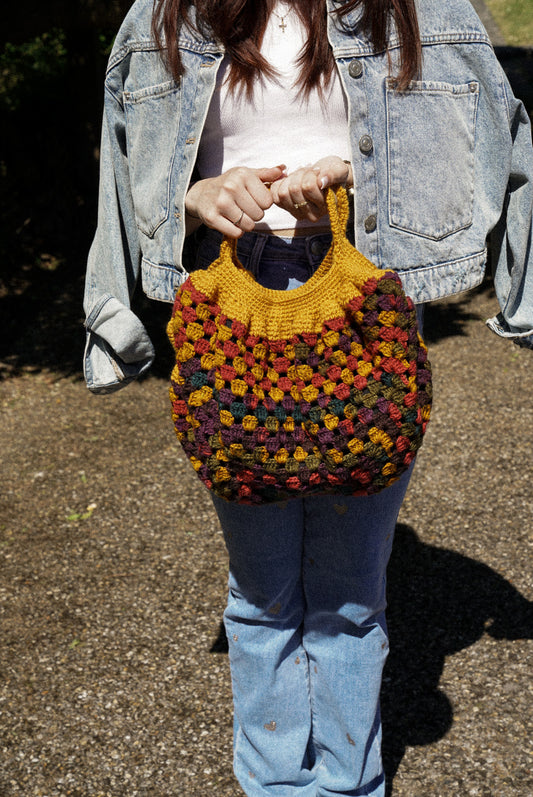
271, 3, 293, 33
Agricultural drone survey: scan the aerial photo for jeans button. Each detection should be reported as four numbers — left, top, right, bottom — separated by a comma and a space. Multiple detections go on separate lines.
364, 214, 377, 233
310, 239, 323, 257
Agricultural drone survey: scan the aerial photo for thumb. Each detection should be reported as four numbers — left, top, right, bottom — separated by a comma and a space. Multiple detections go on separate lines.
256, 164, 287, 184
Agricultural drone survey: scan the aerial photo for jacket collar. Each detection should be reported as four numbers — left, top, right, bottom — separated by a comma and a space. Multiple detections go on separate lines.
326, 0, 392, 55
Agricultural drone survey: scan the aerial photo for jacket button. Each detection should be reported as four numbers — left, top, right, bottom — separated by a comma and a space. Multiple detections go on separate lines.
359, 135, 373, 154
348, 59, 363, 78
364, 214, 377, 233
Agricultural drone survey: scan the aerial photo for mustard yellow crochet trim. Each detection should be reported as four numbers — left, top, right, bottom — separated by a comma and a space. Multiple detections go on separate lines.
190, 187, 386, 338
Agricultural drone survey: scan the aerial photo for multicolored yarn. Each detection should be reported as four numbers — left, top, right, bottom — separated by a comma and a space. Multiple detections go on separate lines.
168, 187, 432, 504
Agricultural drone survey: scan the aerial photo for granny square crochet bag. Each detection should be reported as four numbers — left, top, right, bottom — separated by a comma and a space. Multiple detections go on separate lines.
168, 186, 432, 504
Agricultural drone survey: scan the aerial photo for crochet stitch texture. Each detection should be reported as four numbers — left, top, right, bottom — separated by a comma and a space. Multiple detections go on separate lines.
168, 187, 432, 503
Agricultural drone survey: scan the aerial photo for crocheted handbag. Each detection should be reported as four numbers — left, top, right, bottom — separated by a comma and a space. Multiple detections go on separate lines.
168, 186, 432, 504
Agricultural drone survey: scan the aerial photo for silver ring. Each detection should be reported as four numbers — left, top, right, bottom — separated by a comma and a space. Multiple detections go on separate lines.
233, 209, 245, 226
293, 201, 308, 210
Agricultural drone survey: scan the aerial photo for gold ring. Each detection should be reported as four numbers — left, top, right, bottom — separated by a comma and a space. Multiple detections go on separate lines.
293, 201, 308, 210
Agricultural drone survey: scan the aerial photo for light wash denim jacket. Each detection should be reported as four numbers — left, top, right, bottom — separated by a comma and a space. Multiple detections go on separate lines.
84, 0, 533, 393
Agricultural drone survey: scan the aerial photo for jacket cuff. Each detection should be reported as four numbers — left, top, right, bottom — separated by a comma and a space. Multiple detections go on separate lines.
84, 295, 156, 393
486, 312, 533, 349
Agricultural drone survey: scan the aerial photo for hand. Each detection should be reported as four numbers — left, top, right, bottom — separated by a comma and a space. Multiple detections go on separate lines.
269, 156, 353, 222
185, 165, 287, 237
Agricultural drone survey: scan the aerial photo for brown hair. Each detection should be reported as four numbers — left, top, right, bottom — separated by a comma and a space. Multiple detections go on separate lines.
152, 0, 421, 95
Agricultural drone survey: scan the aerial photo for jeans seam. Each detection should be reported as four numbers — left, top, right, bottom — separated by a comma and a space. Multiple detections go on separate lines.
301, 557, 325, 774
238, 233, 268, 278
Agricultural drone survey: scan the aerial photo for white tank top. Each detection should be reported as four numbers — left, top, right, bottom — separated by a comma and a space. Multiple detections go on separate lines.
195, 1, 350, 231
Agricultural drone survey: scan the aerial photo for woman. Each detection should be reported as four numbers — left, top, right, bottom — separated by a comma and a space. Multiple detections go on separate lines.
83, 1, 533, 794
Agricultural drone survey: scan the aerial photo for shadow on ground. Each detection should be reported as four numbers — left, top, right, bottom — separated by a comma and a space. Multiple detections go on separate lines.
381, 524, 532, 794
209, 522, 533, 794
0, 252, 496, 382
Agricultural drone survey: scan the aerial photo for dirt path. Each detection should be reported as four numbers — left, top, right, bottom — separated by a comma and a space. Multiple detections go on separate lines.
1, 281, 532, 796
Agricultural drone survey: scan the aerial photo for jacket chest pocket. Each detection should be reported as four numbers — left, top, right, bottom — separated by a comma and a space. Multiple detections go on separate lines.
386, 80, 479, 240
124, 80, 181, 238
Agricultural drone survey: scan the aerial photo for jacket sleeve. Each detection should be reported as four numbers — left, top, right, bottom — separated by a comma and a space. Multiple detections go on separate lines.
486, 72, 533, 350
83, 80, 155, 394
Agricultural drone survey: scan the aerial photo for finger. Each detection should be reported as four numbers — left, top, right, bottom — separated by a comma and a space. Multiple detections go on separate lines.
243, 175, 278, 214
274, 168, 319, 206
314, 160, 351, 192
198, 203, 245, 237
248, 166, 287, 209
299, 169, 327, 208
218, 191, 266, 227
277, 194, 324, 223
268, 176, 306, 219
240, 187, 273, 221
223, 223, 245, 239
218, 168, 279, 219
271, 173, 304, 208
255, 165, 287, 184
227, 209, 255, 233
278, 171, 325, 220
201, 212, 245, 238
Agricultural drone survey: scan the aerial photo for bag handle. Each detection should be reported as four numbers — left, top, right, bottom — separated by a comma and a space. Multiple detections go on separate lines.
325, 184, 350, 240
219, 184, 351, 266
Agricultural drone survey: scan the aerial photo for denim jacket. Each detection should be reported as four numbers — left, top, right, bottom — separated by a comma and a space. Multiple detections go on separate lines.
84, 0, 533, 393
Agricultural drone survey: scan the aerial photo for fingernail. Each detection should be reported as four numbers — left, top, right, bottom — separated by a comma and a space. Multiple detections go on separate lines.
320, 177, 329, 190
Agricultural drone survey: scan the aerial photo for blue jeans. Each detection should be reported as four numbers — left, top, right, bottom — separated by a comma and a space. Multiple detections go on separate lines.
193, 227, 335, 289
197, 230, 419, 795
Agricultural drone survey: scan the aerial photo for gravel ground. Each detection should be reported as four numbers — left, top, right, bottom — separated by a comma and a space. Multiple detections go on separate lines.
1, 280, 532, 797
1, 6, 532, 795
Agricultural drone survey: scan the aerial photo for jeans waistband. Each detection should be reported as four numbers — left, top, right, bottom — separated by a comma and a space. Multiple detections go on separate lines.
198, 228, 335, 291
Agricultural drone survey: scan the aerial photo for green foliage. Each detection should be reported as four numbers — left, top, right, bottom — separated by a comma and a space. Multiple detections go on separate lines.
98, 31, 116, 57
485, 0, 533, 46
0, 26, 116, 113
66, 504, 97, 523
0, 29, 67, 112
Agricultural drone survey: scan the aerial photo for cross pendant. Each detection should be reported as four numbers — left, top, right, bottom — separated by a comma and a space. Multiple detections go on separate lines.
278, 17, 287, 33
